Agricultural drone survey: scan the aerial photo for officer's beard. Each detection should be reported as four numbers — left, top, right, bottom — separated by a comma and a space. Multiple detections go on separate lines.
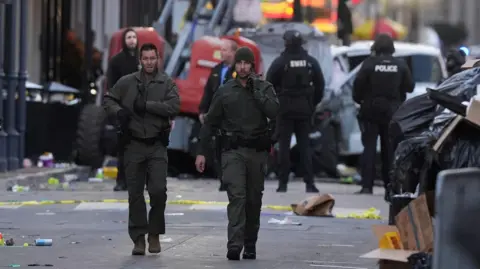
236, 66, 254, 80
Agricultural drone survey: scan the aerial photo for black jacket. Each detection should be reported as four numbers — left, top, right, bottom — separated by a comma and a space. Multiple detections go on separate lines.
266, 48, 325, 118
107, 30, 139, 88
353, 55, 414, 123
198, 62, 234, 114
103, 71, 180, 139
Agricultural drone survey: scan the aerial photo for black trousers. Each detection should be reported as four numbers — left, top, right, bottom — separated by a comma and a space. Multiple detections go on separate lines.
124, 140, 168, 241
277, 118, 314, 185
116, 133, 127, 187
213, 136, 223, 185
359, 120, 392, 189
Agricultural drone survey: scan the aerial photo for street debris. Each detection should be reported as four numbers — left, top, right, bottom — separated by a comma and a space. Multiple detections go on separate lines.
11, 185, 30, 192
35, 210, 55, 216
268, 217, 301, 226
165, 213, 184, 216
27, 264, 53, 267
5, 238, 14, 246
34, 239, 53, 246
160, 237, 173, 243
335, 207, 382, 220
37, 152, 54, 168
291, 194, 335, 217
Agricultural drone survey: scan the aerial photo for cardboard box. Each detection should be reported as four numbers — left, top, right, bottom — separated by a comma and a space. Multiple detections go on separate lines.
361, 194, 434, 268
291, 194, 335, 217
395, 194, 434, 251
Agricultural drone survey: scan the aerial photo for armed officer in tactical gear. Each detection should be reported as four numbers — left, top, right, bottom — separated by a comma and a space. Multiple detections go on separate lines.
352, 34, 414, 197
103, 43, 180, 256
195, 47, 279, 261
266, 29, 325, 193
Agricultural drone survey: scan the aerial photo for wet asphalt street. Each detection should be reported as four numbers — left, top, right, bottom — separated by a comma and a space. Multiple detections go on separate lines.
0, 180, 386, 269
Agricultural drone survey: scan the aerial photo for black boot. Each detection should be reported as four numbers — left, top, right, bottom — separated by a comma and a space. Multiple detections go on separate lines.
131, 236, 146, 256
226, 248, 241, 260
276, 183, 287, 192
242, 246, 256, 260
355, 188, 373, 194
306, 183, 319, 193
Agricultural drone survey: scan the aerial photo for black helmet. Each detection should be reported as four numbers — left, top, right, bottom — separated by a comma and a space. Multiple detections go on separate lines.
371, 33, 395, 55
283, 30, 304, 47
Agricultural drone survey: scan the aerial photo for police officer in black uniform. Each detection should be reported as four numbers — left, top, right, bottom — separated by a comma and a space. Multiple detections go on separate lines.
352, 34, 414, 196
266, 30, 325, 193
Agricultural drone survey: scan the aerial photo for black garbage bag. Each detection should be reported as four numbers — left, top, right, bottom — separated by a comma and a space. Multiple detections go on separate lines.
408, 252, 433, 269
390, 67, 480, 148
391, 136, 432, 193
391, 68, 480, 193
438, 120, 480, 169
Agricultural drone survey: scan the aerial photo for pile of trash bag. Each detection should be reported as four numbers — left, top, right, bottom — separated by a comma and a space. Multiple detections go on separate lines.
390, 68, 480, 194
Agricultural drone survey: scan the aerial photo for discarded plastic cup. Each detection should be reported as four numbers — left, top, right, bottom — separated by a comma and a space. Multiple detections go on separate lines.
35, 239, 53, 246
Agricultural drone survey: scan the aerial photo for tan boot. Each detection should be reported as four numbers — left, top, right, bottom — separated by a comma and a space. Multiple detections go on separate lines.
131, 236, 146, 255
148, 234, 161, 253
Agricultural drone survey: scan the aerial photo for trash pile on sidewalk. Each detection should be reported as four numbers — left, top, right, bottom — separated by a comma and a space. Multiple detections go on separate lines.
361, 64, 480, 269
389, 66, 480, 195
360, 193, 433, 269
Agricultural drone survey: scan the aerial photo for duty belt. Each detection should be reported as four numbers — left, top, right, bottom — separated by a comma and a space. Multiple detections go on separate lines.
220, 133, 272, 152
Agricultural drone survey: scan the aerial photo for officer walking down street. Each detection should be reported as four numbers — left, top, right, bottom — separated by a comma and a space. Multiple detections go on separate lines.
266, 30, 325, 193
352, 34, 414, 196
195, 47, 279, 260
198, 39, 237, 191
106, 28, 140, 192
103, 43, 180, 255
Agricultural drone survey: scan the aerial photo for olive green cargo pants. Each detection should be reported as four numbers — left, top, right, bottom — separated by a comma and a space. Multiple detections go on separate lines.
124, 139, 168, 242
222, 147, 268, 250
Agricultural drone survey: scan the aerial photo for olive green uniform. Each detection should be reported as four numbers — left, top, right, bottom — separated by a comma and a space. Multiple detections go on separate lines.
103, 71, 180, 241
198, 77, 279, 252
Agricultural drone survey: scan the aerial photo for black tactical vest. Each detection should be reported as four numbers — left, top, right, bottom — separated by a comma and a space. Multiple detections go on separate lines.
278, 54, 314, 119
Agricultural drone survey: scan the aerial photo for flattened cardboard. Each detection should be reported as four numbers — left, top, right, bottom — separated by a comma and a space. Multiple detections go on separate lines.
466, 96, 480, 126
461, 59, 480, 69
433, 115, 463, 152
291, 194, 335, 217
361, 248, 418, 262
395, 194, 434, 251
434, 98, 480, 152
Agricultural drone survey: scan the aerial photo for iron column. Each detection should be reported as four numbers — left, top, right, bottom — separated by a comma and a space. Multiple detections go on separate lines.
4, 1, 20, 170
0, 4, 8, 172
16, 0, 28, 165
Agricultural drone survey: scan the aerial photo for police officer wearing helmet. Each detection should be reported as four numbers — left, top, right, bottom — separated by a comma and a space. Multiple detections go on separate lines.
195, 47, 279, 260
352, 34, 414, 197
266, 29, 325, 193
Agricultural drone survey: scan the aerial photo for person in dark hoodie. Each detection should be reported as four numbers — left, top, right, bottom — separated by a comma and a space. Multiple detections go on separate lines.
266, 29, 324, 193
198, 39, 237, 191
107, 28, 140, 192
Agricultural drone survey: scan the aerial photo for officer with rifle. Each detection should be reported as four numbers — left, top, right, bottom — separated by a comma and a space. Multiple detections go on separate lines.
195, 47, 279, 260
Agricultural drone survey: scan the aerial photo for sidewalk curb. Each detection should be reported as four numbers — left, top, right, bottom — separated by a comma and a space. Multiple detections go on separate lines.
4, 166, 91, 191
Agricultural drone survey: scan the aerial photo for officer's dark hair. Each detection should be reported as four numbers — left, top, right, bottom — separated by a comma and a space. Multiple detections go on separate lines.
139, 43, 158, 57
371, 33, 395, 55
